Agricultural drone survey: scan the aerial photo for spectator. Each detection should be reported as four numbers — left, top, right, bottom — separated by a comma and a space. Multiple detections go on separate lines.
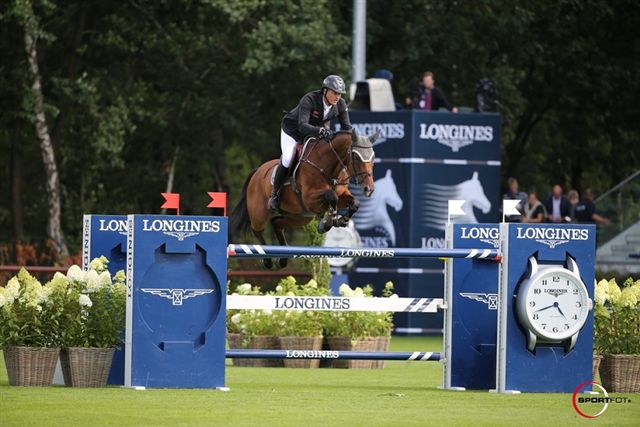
544, 184, 571, 223
405, 71, 458, 112
502, 177, 527, 222
522, 191, 547, 223
574, 189, 611, 225
567, 189, 580, 222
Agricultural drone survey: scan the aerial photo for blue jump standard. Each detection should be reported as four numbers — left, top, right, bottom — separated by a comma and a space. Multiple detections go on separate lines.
228, 244, 501, 260
226, 350, 441, 361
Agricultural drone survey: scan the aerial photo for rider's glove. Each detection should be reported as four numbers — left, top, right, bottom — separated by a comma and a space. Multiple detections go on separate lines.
319, 128, 335, 141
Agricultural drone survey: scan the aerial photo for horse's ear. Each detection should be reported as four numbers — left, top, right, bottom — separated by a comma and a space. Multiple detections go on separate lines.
369, 129, 381, 143
351, 128, 358, 142
386, 169, 392, 177
472, 171, 478, 179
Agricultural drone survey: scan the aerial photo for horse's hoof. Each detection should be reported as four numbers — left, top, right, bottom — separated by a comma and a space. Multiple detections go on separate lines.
263, 258, 273, 269
335, 217, 349, 227
317, 221, 330, 234
278, 258, 288, 269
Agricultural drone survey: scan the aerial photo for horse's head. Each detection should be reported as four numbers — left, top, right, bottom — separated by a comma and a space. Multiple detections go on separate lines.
378, 169, 403, 211
464, 171, 491, 214
350, 130, 378, 197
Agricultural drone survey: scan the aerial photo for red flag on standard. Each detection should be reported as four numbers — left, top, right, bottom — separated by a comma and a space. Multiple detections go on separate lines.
207, 192, 227, 216
161, 193, 180, 215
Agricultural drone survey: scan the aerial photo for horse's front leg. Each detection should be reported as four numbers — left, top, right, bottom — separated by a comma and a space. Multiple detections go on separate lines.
335, 191, 359, 227
317, 190, 338, 233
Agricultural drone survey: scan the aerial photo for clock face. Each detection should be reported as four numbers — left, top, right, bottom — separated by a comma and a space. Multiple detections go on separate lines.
520, 268, 590, 341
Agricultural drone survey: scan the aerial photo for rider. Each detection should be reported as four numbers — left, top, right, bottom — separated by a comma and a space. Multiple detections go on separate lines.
268, 75, 353, 210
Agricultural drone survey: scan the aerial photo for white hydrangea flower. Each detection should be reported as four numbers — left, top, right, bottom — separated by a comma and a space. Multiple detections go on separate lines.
90, 257, 105, 272
99, 271, 112, 287
79, 294, 93, 307
263, 309, 272, 316
619, 287, 638, 308
6, 277, 20, 299
85, 269, 102, 293
66, 265, 85, 283
608, 279, 622, 304
338, 283, 351, 296
275, 285, 283, 292
237, 283, 252, 294
0, 292, 7, 308
594, 280, 608, 306
353, 287, 364, 297
113, 270, 126, 284
37, 286, 52, 304
53, 272, 67, 281
231, 313, 242, 324
306, 279, 318, 289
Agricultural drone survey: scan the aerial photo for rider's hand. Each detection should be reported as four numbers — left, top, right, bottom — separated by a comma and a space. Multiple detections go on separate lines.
319, 128, 335, 140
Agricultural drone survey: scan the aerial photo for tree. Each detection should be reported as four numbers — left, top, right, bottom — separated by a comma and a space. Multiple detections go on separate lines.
12, 0, 69, 256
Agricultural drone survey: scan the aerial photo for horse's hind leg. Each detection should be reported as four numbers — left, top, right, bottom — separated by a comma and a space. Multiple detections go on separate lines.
271, 216, 290, 269
252, 228, 273, 269
271, 216, 313, 269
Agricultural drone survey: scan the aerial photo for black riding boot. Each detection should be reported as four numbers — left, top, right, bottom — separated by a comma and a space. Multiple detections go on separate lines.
268, 163, 289, 210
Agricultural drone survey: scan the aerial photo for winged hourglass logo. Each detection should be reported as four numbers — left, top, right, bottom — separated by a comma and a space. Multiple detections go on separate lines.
141, 288, 214, 306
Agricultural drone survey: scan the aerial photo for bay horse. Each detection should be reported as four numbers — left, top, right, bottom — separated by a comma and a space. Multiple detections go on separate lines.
230, 130, 378, 268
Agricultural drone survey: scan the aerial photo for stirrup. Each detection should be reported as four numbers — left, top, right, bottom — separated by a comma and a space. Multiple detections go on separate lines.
268, 193, 280, 210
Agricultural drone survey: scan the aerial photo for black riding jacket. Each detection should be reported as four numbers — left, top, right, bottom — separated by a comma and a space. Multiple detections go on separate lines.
281, 90, 352, 142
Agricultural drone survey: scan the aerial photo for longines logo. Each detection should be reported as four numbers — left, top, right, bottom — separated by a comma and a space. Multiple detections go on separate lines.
516, 227, 588, 249
348, 123, 405, 144
419, 123, 493, 152
294, 249, 395, 258
459, 292, 498, 310
141, 219, 221, 241
459, 227, 500, 248
141, 288, 214, 306
99, 219, 128, 236
421, 237, 445, 249
545, 288, 568, 297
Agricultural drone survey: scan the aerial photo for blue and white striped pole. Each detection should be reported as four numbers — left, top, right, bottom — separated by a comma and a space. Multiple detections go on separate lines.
226, 349, 440, 361
228, 244, 501, 261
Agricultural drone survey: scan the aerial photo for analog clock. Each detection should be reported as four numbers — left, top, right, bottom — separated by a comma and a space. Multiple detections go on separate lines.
516, 255, 592, 352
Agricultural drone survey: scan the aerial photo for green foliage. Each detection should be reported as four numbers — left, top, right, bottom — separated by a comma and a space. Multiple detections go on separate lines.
1, 0, 639, 251
0, 257, 126, 349
299, 219, 332, 289
0, 268, 66, 347
322, 282, 395, 339
594, 277, 640, 355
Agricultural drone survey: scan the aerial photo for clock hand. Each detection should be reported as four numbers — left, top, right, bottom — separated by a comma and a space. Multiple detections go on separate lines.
555, 304, 566, 318
534, 304, 556, 313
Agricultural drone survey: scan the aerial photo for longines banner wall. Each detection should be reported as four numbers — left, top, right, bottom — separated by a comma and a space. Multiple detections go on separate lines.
341, 111, 501, 333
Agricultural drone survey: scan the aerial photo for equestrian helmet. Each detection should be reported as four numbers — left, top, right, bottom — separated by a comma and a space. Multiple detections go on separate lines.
322, 75, 346, 94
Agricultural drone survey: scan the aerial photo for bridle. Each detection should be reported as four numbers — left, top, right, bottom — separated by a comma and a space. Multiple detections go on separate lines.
349, 141, 374, 186
300, 134, 373, 189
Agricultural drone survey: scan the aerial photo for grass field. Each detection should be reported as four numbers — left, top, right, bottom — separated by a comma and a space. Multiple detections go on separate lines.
1, 337, 638, 426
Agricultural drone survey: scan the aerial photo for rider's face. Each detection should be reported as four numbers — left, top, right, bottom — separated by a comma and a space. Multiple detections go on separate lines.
325, 89, 342, 105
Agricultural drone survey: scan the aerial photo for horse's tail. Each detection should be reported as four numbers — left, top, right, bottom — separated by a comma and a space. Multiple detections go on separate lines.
229, 168, 257, 239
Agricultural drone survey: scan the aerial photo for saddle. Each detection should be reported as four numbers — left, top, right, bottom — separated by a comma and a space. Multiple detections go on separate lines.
270, 137, 318, 215
270, 137, 315, 186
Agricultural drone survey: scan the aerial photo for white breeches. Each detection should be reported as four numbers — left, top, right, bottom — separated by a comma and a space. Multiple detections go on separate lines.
280, 130, 298, 168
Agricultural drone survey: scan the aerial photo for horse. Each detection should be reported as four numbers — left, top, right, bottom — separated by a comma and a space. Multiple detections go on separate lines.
422, 171, 491, 230
351, 169, 404, 246
230, 130, 378, 268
